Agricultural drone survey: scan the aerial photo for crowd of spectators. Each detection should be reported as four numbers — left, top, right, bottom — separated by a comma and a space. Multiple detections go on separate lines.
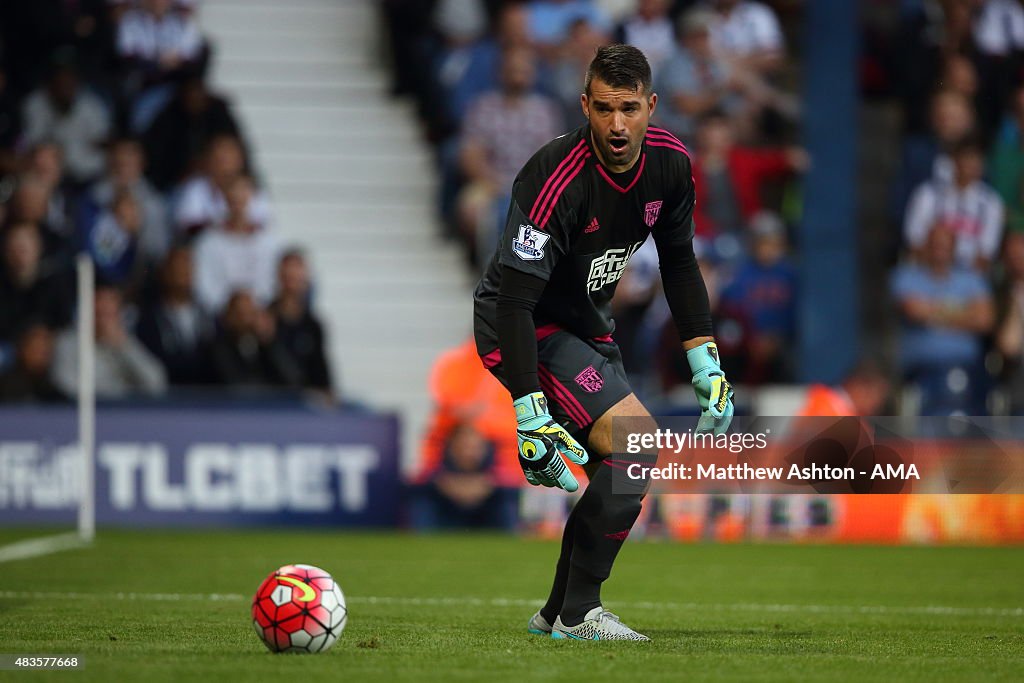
385, 0, 806, 400
0, 1, 335, 405
883, 0, 1024, 415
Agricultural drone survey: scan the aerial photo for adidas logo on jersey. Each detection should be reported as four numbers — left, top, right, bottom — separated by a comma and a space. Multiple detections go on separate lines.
584, 217, 601, 233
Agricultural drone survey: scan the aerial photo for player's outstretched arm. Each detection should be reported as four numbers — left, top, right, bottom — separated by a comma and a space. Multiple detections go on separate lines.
514, 392, 589, 491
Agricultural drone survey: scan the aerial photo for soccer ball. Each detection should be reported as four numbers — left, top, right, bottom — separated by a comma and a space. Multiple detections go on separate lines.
251, 564, 347, 653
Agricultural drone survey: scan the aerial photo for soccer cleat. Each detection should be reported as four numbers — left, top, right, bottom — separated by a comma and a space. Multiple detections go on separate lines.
527, 611, 552, 636
550, 607, 650, 641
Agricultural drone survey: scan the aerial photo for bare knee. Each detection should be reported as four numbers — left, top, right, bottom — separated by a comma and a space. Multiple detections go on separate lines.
586, 393, 657, 459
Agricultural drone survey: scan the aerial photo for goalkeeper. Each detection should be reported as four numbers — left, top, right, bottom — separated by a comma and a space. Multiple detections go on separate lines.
472, 44, 733, 641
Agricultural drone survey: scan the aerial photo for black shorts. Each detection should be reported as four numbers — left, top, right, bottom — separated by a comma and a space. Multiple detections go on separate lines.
477, 324, 633, 438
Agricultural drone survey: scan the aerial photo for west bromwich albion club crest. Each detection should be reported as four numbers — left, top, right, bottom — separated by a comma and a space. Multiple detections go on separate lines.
644, 200, 663, 228
512, 224, 550, 261
574, 365, 604, 393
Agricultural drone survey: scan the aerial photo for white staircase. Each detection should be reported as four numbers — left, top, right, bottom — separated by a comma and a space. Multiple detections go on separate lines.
200, 0, 474, 468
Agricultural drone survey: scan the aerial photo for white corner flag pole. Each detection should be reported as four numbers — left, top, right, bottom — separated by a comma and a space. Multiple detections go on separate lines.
76, 254, 95, 543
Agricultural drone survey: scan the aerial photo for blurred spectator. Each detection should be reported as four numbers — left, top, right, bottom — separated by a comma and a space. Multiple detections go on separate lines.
550, 18, 610, 121
972, 0, 1024, 58
457, 47, 563, 263
527, 0, 611, 55
51, 285, 168, 398
24, 142, 74, 239
654, 9, 794, 142
614, 0, 676, 73
971, 0, 1024, 135
0, 67, 22, 176
136, 245, 215, 386
89, 138, 170, 264
994, 232, 1024, 411
0, 324, 68, 403
941, 53, 980, 103
210, 290, 302, 389
270, 249, 334, 394
194, 174, 281, 313
434, 2, 536, 228
420, 338, 520, 489
8, 177, 73, 267
21, 58, 111, 185
796, 358, 891, 416
656, 10, 738, 140
82, 189, 146, 290
0, 4, 110, 96
409, 422, 519, 531
117, 0, 207, 132
428, 0, 491, 140
717, 211, 798, 384
434, 1, 534, 133
891, 224, 995, 416
144, 78, 241, 191
691, 112, 807, 243
903, 138, 1004, 272
703, 0, 785, 76
895, 89, 976, 221
173, 134, 269, 236
989, 85, 1024, 234
0, 223, 73, 348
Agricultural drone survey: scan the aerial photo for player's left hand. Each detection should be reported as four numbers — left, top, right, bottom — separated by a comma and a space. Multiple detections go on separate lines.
687, 341, 734, 435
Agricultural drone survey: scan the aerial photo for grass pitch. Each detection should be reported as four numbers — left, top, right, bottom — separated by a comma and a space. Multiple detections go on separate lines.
0, 529, 1021, 682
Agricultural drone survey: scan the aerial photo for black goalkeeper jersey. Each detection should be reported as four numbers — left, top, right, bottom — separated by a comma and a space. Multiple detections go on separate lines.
473, 123, 697, 351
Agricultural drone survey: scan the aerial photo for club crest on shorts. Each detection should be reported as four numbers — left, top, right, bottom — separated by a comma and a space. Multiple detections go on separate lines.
512, 224, 550, 261
644, 200, 663, 228
574, 365, 604, 393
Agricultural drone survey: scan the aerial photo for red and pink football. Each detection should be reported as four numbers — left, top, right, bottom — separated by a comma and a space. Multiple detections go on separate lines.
252, 564, 347, 653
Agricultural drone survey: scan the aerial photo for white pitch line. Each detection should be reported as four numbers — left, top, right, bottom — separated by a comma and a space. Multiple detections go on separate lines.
0, 590, 1019, 619
0, 533, 89, 564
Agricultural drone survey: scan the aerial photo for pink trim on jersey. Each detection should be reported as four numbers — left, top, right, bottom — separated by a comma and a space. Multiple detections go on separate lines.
529, 140, 588, 225
538, 152, 591, 228
539, 365, 593, 427
646, 127, 691, 155
645, 138, 690, 155
595, 153, 646, 194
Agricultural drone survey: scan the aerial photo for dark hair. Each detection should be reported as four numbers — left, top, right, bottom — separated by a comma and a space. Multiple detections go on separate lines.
585, 44, 652, 97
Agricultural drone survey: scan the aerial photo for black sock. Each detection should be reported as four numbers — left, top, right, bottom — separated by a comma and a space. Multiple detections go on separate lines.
539, 501, 580, 624
559, 565, 602, 626
558, 462, 644, 626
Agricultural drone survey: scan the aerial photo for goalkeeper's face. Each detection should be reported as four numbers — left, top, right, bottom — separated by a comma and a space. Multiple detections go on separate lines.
582, 78, 657, 173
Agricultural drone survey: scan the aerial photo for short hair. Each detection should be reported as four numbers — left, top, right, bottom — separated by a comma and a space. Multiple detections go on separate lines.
584, 44, 652, 97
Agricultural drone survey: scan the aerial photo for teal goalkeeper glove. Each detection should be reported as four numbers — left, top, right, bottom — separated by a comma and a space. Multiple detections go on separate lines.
687, 341, 735, 435
513, 392, 589, 492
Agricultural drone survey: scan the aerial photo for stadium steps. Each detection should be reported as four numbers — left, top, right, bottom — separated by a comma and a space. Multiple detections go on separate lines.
200, 0, 472, 470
